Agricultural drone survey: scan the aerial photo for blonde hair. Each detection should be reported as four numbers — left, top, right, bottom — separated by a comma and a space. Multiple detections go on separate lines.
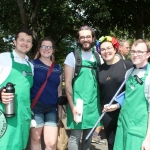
132, 39, 150, 52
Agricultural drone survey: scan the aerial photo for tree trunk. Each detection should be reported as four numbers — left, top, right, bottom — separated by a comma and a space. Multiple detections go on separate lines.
17, 0, 29, 28
135, 25, 143, 39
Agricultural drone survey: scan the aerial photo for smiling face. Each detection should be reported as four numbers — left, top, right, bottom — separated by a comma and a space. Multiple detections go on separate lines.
78, 30, 94, 51
14, 32, 33, 58
39, 40, 54, 58
130, 43, 150, 68
100, 41, 116, 64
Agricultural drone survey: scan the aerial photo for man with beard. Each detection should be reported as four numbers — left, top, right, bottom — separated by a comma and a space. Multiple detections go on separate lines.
64, 26, 102, 150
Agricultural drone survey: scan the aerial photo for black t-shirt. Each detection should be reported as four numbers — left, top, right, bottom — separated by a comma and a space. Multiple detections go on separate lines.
98, 59, 133, 107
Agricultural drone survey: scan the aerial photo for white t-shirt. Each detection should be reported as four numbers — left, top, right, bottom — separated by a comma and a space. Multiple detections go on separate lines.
0, 50, 33, 85
64, 50, 103, 69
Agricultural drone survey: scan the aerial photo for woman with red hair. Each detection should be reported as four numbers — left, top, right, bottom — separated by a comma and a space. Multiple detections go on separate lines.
98, 36, 133, 150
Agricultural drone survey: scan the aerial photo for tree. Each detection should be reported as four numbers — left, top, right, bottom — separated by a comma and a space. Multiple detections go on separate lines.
0, 0, 150, 63
80, 0, 150, 39
0, 0, 84, 60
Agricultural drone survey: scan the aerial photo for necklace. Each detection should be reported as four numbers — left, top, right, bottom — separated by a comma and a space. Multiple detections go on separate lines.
105, 64, 112, 81
105, 57, 119, 81
106, 76, 111, 81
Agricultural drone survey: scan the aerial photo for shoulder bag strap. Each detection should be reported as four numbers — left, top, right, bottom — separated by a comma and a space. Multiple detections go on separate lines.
74, 49, 82, 78
31, 62, 55, 109
93, 51, 101, 66
72, 49, 82, 85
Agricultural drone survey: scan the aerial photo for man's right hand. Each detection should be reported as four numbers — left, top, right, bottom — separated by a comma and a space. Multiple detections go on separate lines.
1, 89, 14, 104
72, 106, 81, 123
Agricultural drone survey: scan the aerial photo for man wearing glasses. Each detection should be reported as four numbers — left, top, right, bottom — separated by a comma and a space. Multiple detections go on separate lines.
112, 39, 150, 150
64, 26, 101, 150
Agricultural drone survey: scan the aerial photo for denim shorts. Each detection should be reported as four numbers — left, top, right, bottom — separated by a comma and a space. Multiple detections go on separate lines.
32, 101, 58, 128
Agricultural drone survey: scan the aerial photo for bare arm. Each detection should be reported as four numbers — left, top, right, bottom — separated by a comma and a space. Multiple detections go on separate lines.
58, 74, 62, 120
64, 64, 79, 123
141, 114, 150, 150
64, 65, 74, 109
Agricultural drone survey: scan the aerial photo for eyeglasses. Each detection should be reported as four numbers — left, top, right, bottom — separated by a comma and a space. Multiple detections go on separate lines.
101, 46, 113, 52
130, 50, 148, 56
40, 45, 53, 50
79, 35, 92, 41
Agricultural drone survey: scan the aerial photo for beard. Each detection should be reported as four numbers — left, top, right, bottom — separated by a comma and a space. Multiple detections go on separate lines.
78, 41, 95, 51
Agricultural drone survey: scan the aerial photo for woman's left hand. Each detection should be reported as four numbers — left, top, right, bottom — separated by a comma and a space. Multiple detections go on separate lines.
102, 103, 120, 112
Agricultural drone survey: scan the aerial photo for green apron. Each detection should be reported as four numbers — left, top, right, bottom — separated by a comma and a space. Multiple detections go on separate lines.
113, 65, 149, 150
0, 52, 33, 150
67, 52, 101, 129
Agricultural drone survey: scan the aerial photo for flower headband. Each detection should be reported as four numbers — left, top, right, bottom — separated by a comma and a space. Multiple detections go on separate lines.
96, 36, 119, 53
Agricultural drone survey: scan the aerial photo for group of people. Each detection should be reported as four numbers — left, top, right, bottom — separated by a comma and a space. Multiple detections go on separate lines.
64, 26, 150, 150
0, 29, 62, 150
0, 26, 149, 150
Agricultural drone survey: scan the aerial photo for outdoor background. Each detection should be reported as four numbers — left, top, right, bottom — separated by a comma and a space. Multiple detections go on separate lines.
1, 1, 150, 149
0, 0, 150, 65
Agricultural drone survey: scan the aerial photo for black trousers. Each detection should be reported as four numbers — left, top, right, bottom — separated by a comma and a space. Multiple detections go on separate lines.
102, 111, 119, 150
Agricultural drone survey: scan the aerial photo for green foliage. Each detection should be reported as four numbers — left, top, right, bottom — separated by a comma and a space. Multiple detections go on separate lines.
0, 0, 150, 65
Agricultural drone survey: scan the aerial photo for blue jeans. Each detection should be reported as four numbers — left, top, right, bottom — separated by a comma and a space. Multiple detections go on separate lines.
32, 101, 58, 128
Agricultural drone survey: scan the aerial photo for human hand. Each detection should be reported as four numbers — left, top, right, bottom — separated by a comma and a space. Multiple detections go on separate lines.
1, 89, 14, 104
72, 106, 81, 123
141, 138, 150, 150
102, 103, 120, 112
